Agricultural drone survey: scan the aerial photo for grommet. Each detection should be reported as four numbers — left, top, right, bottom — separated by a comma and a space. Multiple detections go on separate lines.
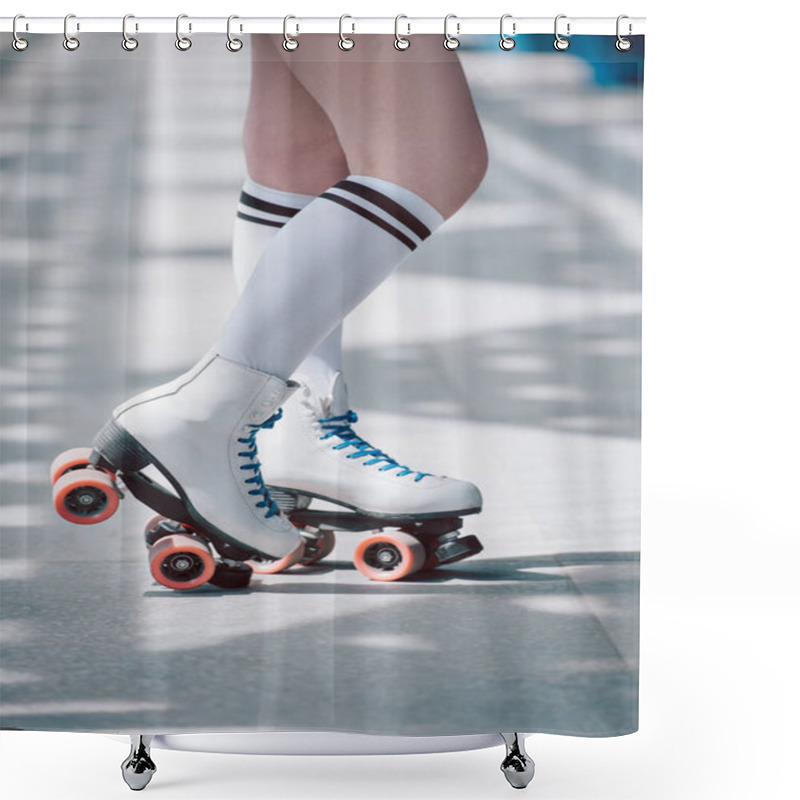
122, 14, 138, 51
443, 14, 460, 50
616, 14, 632, 51
283, 15, 299, 51
394, 15, 410, 51
12, 14, 29, 51
499, 14, 516, 51
554, 14, 570, 51
339, 14, 355, 50
63, 14, 80, 51
176, 13, 192, 51
227, 15, 243, 52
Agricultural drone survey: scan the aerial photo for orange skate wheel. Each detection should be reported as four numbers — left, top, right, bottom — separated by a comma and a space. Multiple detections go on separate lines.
353, 531, 427, 582
148, 533, 216, 590
53, 468, 119, 525
50, 447, 95, 484
143, 514, 186, 549
246, 539, 307, 575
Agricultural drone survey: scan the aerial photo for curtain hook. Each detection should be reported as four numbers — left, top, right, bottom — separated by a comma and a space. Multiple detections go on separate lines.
63, 13, 80, 51
227, 15, 243, 51
122, 14, 138, 51
339, 14, 355, 51
499, 14, 516, 50
616, 14, 632, 51
554, 15, 570, 50
12, 14, 29, 51
394, 15, 410, 51
283, 15, 299, 51
443, 14, 460, 50
175, 14, 192, 50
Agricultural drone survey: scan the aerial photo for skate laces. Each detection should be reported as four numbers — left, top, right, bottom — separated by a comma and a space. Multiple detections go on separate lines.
318, 410, 431, 482
237, 409, 283, 518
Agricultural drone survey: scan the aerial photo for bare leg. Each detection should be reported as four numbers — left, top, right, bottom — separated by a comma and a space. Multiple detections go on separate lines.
244, 35, 348, 194
275, 34, 488, 218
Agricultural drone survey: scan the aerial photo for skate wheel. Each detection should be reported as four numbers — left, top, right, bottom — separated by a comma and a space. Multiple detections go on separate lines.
299, 529, 336, 565
353, 531, 426, 582
148, 533, 216, 590
246, 539, 306, 575
52, 468, 119, 525
50, 447, 95, 484
143, 514, 182, 548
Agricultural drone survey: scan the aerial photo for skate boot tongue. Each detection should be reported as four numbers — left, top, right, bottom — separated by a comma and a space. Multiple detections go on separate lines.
327, 372, 350, 417
294, 371, 349, 418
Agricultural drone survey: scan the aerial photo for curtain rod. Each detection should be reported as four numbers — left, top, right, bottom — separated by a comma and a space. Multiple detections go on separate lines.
1, 16, 646, 36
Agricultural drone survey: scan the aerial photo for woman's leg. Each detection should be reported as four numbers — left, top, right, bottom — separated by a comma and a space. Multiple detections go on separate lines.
234, 38, 348, 396
217, 34, 488, 378
222, 35, 487, 519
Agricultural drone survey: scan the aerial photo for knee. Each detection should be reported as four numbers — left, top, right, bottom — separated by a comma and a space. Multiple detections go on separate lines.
435, 127, 489, 220
455, 132, 489, 213
242, 125, 348, 193
243, 117, 341, 166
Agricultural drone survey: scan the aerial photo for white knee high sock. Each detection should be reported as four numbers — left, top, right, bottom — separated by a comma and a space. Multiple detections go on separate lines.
232, 178, 314, 291
218, 175, 444, 379
232, 178, 343, 397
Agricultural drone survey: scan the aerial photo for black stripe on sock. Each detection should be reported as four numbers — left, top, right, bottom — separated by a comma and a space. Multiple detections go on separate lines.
334, 179, 432, 241
239, 191, 301, 219
320, 193, 417, 251
236, 211, 284, 228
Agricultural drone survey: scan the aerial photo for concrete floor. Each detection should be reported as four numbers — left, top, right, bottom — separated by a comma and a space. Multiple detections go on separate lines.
1, 36, 640, 735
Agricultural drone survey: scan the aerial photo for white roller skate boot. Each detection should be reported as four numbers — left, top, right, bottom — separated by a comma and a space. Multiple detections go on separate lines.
262, 372, 482, 518
257, 372, 484, 582
57, 351, 307, 589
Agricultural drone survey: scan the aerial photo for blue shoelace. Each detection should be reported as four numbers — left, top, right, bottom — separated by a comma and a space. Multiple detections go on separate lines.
318, 410, 431, 482
237, 409, 282, 518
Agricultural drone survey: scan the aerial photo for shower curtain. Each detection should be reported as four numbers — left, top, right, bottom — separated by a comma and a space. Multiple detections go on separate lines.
0, 27, 644, 739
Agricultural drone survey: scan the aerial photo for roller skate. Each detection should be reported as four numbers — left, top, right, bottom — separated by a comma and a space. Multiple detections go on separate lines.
258, 372, 484, 582
50, 351, 305, 591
